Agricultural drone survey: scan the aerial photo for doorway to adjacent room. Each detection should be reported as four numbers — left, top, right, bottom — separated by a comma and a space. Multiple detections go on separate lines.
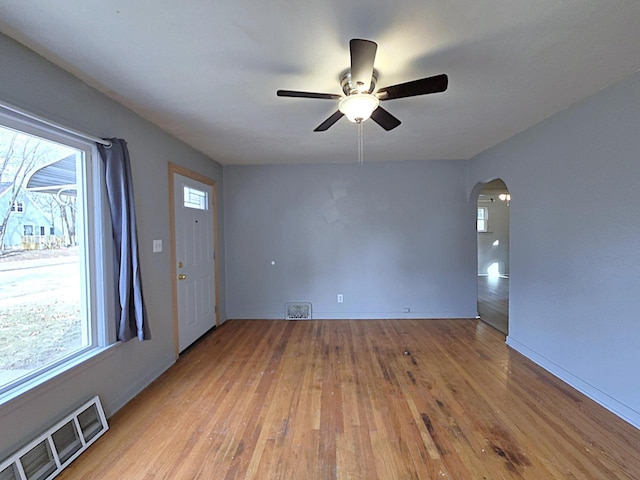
476, 179, 510, 334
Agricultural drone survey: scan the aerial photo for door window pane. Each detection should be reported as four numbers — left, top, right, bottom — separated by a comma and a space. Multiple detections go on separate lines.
183, 186, 208, 210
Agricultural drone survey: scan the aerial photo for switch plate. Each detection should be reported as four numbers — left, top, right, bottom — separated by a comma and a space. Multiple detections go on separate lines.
152, 239, 162, 253
337, 294, 343, 303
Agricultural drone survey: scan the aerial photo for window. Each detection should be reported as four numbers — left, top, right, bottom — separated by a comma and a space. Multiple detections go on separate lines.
10, 201, 24, 212
477, 207, 488, 233
0, 110, 113, 400
183, 185, 208, 210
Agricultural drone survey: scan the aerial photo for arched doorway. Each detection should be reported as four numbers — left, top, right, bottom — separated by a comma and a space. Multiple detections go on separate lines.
475, 179, 510, 334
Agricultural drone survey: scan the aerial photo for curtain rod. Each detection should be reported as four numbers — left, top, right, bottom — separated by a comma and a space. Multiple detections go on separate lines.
0, 99, 112, 147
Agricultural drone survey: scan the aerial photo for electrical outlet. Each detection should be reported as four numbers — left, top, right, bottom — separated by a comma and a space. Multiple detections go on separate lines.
152, 239, 162, 253
403, 307, 411, 313
337, 294, 343, 303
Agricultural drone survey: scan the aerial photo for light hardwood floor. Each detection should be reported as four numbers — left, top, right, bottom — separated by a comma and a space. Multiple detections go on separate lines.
58, 319, 640, 479
478, 275, 509, 334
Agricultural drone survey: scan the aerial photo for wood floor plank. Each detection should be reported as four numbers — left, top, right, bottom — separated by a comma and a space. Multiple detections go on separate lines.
56, 319, 640, 479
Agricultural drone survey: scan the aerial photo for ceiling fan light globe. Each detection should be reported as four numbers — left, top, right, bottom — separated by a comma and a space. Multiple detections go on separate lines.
339, 93, 379, 123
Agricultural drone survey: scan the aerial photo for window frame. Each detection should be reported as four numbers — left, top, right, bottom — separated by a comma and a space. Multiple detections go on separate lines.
0, 108, 117, 404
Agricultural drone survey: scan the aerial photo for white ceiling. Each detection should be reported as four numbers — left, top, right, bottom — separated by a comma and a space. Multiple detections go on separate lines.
1, 1, 639, 165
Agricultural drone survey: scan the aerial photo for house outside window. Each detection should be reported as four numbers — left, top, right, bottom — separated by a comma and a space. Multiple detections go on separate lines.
0, 109, 115, 401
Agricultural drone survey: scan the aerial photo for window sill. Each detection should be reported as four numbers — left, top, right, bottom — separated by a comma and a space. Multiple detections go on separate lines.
0, 342, 121, 411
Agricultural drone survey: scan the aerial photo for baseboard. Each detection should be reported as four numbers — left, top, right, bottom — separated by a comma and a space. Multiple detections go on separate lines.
103, 355, 175, 417
317, 312, 477, 320
506, 336, 640, 430
228, 313, 477, 320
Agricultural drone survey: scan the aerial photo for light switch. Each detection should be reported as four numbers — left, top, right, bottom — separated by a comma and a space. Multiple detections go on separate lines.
152, 239, 162, 253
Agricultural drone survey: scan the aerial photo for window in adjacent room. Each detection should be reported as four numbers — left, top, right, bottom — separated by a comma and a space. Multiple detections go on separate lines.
0, 110, 114, 400
477, 207, 488, 233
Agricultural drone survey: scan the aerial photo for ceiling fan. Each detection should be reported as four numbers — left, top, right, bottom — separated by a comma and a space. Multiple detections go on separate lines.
277, 39, 448, 132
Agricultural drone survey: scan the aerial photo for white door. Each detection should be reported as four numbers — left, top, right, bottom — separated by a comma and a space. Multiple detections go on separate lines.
173, 173, 216, 352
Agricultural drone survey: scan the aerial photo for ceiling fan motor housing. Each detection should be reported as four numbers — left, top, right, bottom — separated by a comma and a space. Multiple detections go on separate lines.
341, 69, 378, 95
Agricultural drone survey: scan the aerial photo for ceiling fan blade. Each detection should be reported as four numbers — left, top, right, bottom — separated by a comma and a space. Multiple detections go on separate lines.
314, 111, 344, 132
277, 90, 342, 100
350, 39, 377, 92
370, 107, 401, 131
377, 74, 448, 100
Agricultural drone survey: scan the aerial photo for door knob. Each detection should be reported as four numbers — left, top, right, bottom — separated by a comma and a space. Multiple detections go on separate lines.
178, 274, 187, 280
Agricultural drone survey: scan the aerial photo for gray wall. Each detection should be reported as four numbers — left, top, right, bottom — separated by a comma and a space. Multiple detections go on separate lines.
224, 161, 477, 320
477, 198, 510, 275
468, 72, 640, 428
0, 33, 225, 457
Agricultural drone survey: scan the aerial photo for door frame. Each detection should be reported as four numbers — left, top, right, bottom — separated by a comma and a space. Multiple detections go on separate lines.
168, 162, 219, 358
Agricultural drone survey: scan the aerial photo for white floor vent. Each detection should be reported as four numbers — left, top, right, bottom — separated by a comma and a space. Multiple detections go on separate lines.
0, 396, 108, 480
286, 302, 312, 320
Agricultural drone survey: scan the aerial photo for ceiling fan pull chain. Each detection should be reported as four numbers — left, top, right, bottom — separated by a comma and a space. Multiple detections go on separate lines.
358, 121, 364, 166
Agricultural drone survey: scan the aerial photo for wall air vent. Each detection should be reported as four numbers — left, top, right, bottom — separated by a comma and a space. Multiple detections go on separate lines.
0, 396, 108, 480
285, 302, 312, 320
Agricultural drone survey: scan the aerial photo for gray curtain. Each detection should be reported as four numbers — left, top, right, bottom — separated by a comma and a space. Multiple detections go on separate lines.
98, 139, 150, 341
